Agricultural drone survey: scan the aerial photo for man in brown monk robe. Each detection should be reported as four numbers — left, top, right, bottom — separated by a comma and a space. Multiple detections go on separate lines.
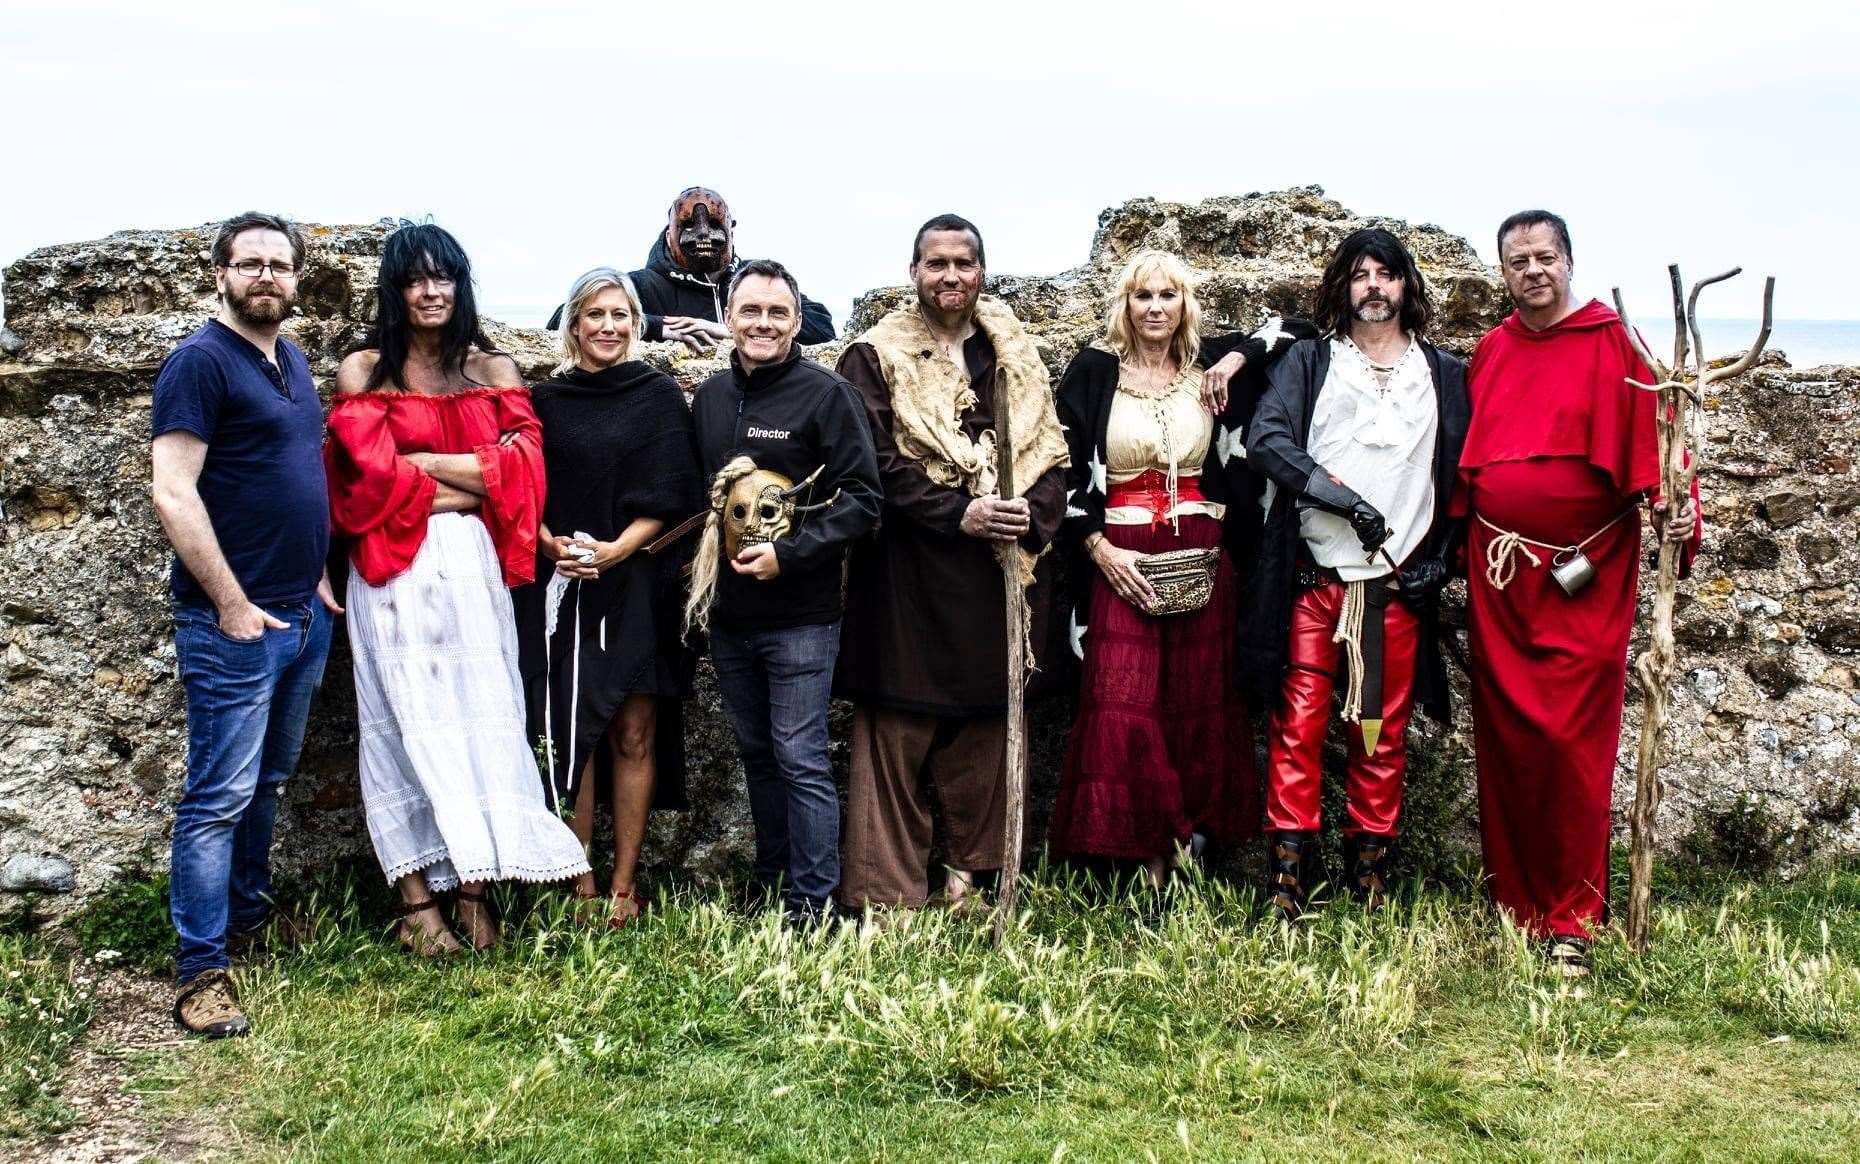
833, 213, 1071, 912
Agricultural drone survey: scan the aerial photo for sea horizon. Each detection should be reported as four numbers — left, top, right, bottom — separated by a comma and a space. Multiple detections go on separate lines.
1687, 318, 1857, 369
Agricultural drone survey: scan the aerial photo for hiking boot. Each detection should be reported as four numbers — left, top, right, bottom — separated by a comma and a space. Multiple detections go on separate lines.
173, 969, 251, 1039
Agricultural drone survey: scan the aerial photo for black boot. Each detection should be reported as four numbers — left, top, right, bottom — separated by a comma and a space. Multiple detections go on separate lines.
1347, 834, 1394, 913
1265, 832, 1314, 923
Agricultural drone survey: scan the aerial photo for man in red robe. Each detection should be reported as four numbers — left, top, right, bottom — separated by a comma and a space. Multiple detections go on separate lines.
1459, 210, 1699, 977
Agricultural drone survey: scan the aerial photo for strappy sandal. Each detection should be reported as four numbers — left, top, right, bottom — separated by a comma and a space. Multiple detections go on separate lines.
1266, 832, 1313, 923
568, 883, 605, 926
394, 898, 461, 958
454, 889, 500, 952
607, 885, 644, 931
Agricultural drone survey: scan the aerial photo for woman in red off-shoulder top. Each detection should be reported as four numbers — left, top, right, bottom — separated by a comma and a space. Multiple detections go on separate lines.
325, 223, 588, 956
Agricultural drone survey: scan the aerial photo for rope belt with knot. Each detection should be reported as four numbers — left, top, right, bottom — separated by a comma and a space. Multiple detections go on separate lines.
1332, 580, 1368, 723
1476, 507, 1636, 590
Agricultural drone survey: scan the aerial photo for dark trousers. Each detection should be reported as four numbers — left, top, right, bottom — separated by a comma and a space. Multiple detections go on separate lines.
170, 601, 331, 983
709, 619, 842, 910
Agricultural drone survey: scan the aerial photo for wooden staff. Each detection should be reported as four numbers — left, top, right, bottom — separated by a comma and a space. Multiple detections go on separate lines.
1613, 265, 1772, 953
992, 377, 1030, 947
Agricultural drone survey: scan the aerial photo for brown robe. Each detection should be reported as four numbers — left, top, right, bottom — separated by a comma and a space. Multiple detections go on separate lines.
833, 332, 1068, 717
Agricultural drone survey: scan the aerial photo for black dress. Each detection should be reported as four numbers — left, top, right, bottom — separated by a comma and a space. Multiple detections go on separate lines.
516, 361, 705, 810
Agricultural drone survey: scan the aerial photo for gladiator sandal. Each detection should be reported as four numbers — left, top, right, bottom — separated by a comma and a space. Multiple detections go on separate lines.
1265, 832, 1314, 923
394, 897, 462, 959
1348, 834, 1395, 914
455, 888, 500, 952
1547, 936, 1592, 980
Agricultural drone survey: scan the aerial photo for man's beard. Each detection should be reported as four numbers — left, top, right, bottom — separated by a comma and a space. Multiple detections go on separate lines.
917, 283, 977, 322
1353, 297, 1397, 324
227, 284, 293, 326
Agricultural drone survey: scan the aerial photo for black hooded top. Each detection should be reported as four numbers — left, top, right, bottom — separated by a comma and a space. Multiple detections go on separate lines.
546, 235, 837, 345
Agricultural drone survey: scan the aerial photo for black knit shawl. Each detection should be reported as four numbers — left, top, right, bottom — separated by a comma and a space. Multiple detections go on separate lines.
534, 361, 703, 564
516, 361, 705, 809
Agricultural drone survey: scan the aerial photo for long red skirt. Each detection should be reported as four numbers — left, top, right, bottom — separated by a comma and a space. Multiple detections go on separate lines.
1048, 515, 1258, 860
1466, 457, 1642, 939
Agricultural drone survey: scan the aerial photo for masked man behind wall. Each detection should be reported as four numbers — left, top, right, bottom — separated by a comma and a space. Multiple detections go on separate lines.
548, 188, 837, 353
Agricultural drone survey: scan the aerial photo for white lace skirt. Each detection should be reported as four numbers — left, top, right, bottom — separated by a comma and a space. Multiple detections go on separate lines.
347, 513, 590, 890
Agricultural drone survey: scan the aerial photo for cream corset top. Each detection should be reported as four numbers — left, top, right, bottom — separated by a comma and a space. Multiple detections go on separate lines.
1106, 370, 1211, 479
1103, 367, 1224, 526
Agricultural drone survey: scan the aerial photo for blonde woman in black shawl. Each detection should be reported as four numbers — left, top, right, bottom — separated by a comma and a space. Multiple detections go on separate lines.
519, 267, 704, 928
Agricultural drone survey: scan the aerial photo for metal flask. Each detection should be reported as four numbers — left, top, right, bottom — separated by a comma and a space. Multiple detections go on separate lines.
1550, 548, 1596, 597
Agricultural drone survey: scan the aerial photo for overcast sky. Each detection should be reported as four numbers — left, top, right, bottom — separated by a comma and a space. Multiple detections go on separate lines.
3, 0, 1853, 334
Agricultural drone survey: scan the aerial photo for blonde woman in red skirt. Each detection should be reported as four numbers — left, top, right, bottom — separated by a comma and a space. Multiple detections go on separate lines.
1049, 250, 1312, 888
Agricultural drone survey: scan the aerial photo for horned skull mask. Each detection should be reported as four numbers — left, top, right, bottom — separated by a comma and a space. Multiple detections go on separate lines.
721, 465, 833, 560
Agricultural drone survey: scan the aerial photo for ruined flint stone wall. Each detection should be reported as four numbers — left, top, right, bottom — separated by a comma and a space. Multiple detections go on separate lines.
2, 187, 1854, 915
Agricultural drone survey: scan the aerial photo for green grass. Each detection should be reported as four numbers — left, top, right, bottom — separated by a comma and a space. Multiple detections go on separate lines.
66, 871, 173, 973
96, 866, 1860, 1162
0, 935, 97, 1137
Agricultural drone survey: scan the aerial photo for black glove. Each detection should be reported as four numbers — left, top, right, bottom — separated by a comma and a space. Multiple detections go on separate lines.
1397, 558, 1449, 599
1348, 500, 1389, 553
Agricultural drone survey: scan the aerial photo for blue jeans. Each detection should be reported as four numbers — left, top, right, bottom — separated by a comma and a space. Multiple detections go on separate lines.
170, 601, 331, 982
709, 620, 842, 910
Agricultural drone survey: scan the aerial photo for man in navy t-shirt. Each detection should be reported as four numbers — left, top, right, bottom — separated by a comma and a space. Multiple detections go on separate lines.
150, 211, 339, 1038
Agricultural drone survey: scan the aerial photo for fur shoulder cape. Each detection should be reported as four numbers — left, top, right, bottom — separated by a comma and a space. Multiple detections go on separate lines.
856, 296, 1070, 501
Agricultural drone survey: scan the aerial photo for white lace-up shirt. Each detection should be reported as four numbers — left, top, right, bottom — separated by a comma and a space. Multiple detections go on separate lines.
1299, 337, 1438, 581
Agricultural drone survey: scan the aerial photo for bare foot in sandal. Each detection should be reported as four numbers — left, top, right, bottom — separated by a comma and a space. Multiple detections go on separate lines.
456, 885, 500, 952
568, 873, 605, 926
394, 897, 462, 958
608, 884, 643, 930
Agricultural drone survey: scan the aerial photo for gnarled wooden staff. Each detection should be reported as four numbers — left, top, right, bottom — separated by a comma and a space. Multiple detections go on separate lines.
1612, 265, 1773, 953
992, 375, 1031, 947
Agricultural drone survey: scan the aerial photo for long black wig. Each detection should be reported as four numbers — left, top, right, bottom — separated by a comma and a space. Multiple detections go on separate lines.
363, 221, 499, 390
1311, 227, 1435, 339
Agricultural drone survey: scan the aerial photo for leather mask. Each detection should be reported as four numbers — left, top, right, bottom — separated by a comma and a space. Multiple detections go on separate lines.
721, 465, 834, 560
665, 187, 735, 272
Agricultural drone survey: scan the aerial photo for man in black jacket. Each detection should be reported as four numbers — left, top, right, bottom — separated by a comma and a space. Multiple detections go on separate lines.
688, 259, 880, 923
548, 188, 837, 352
1243, 228, 1469, 921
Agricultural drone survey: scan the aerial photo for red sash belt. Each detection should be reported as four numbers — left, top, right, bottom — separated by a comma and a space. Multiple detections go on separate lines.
1106, 468, 1205, 526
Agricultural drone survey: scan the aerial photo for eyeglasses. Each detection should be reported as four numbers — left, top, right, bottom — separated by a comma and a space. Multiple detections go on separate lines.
221, 260, 300, 279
